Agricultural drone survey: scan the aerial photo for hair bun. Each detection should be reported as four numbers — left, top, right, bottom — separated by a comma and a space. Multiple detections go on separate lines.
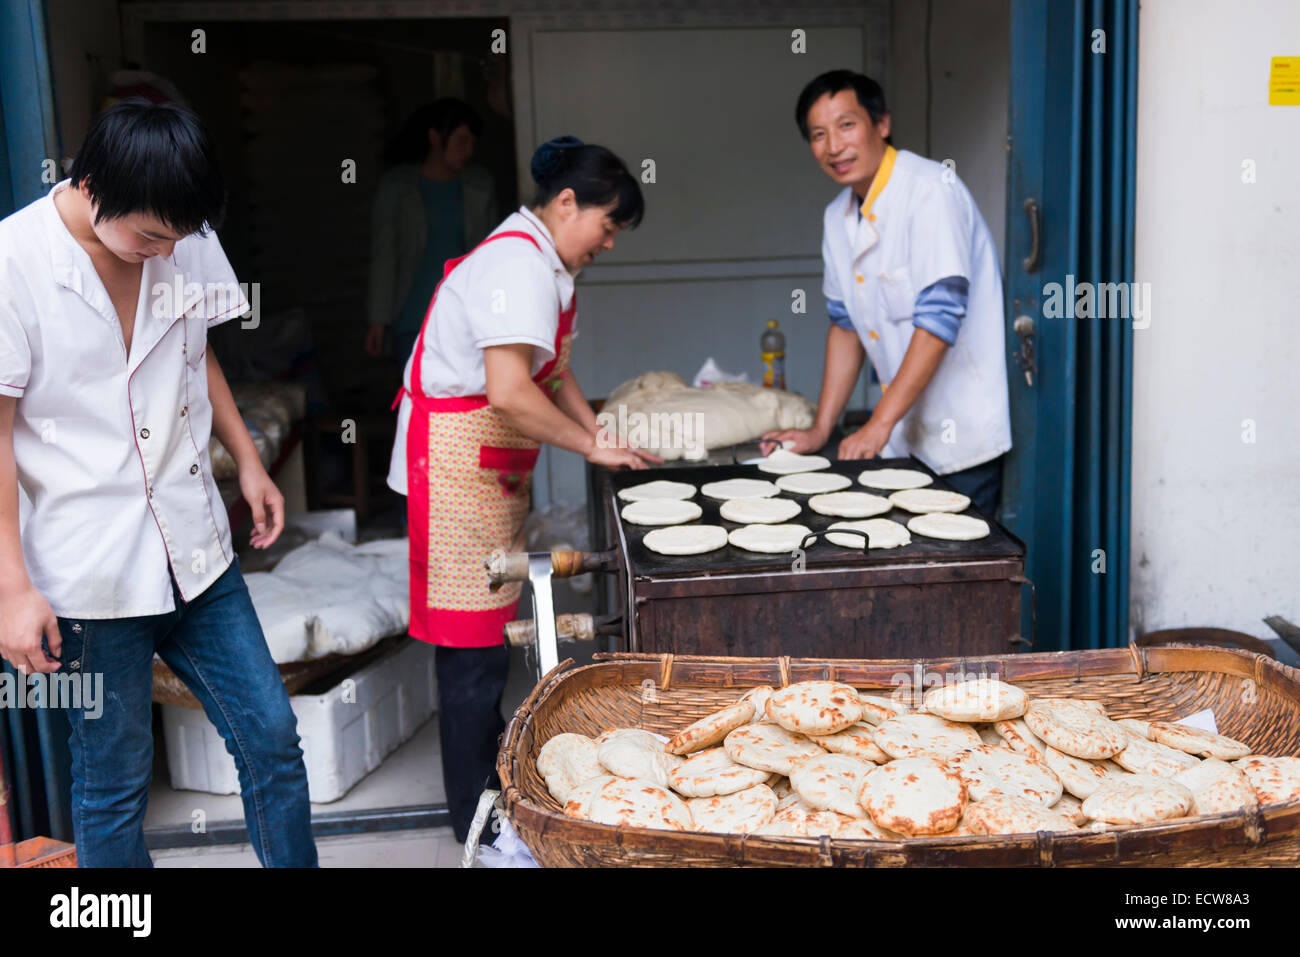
530, 135, 584, 183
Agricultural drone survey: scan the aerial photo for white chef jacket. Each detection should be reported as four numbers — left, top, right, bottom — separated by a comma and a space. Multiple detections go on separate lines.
0, 181, 249, 617
386, 206, 577, 495
822, 148, 1012, 474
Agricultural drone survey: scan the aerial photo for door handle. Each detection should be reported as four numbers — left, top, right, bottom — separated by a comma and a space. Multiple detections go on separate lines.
1013, 314, 1036, 387
1022, 198, 1041, 273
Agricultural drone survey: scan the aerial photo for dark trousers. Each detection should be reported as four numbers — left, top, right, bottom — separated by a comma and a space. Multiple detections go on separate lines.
434, 643, 509, 843
941, 454, 1004, 516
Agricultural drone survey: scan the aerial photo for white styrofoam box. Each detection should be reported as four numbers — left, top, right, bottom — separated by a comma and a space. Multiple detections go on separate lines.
162, 637, 437, 803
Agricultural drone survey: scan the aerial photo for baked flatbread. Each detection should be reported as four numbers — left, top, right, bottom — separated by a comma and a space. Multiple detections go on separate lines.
642, 524, 728, 556
1232, 756, 1300, 805
825, 519, 911, 549
718, 496, 801, 524
1080, 773, 1192, 825
536, 733, 603, 804
946, 745, 1063, 805
1174, 758, 1259, 816
887, 488, 971, 514
873, 713, 983, 760
924, 678, 1028, 722
1024, 698, 1127, 759
754, 798, 813, 836
1148, 721, 1251, 760
994, 718, 1048, 757
739, 686, 776, 723
857, 468, 933, 490
620, 499, 703, 526
859, 693, 911, 725
596, 728, 684, 786
809, 722, 891, 763
727, 523, 812, 554
1117, 717, 1152, 739
667, 746, 771, 797
1052, 792, 1088, 826
806, 491, 892, 518
775, 471, 852, 495
617, 479, 695, 502
586, 777, 695, 831
688, 783, 777, 834
907, 512, 991, 541
789, 753, 874, 818
858, 756, 967, 837
1044, 746, 1117, 799
755, 448, 831, 475
805, 810, 903, 840
962, 794, 1076, 835
666, 700, 756, 754
766, 681, 864, 735
562, 775, 622, 819
1112, 729, 1201, 777
700, 477, 779, 500
724, 723, 823, 775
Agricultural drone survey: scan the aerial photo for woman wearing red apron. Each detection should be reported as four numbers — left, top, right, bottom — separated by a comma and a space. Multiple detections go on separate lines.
387, 136, 655, 842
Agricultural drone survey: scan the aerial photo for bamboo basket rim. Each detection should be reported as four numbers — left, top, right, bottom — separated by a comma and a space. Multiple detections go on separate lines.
498, 645, 1300, 867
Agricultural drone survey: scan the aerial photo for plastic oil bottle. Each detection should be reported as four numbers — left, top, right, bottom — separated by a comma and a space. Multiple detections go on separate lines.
760, 319, 786, 390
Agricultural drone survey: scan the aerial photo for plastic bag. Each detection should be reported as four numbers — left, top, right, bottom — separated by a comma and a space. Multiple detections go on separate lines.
692, 356, 750, 388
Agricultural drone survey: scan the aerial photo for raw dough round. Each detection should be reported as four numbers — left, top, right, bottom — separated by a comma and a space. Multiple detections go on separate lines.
719, 496, 801, 524
907, 513, 991, 541
806, 490, 892, 518
727, 523, 812, 554
755, 448, 832, 475
888, 488, 971, 514
825, 519, 911, 549
774, 472, 852, 495
857, 468, 933, 490
617, 479, 696, 502
620, 499, 703, 526
642, 524, 729, 555
700, 477, 780, 500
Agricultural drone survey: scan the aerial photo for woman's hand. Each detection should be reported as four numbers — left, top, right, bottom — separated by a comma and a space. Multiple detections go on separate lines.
364, 324, 386, 357
837, 418, 893, 460
586, 444, 651, 470
759, 425, 829, 456
0, 583, 61, 675
239, 464, 285, 548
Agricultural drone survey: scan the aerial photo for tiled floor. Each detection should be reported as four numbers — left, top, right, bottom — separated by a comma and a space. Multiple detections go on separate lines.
154, 825, 468, 868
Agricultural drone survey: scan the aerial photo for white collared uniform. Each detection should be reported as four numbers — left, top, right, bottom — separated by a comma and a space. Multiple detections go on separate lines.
0, 181, 249, 617
822, 149, 1011, 474
386, 206, 576, 495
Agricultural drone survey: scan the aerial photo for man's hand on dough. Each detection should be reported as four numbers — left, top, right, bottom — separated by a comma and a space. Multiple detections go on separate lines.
759, 426, 827, 457
836, 419, 892, 460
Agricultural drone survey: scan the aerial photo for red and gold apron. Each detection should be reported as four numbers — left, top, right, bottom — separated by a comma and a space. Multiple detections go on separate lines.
394, 230, 575, 647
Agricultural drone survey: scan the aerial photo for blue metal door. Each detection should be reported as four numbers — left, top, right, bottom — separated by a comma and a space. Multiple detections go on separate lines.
1002, 0, 1137, 651
0, 0, 73, 844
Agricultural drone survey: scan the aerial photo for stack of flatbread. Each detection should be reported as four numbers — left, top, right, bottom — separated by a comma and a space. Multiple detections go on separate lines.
539, 678, 1294, 838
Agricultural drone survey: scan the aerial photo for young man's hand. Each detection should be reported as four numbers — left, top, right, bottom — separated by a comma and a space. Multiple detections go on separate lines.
239, 466, 285, 549
760, 425, 829, 456
0, 584, 62, 674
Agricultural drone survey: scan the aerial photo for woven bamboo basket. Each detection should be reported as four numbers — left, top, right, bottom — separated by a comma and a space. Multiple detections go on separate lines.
497, 646, 1300, 867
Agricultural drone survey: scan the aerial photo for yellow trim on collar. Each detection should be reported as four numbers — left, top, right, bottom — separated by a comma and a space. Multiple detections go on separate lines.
859, 145, 897, 221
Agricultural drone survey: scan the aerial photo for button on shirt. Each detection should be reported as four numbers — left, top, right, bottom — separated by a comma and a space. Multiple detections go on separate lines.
387, 206, 577, 495
0, 181, 249, 617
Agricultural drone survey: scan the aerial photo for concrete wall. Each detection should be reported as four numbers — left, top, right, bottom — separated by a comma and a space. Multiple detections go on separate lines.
1130, 0, 1300, 639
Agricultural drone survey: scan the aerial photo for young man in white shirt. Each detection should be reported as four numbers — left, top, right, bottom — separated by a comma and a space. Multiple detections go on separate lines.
764, 71, 1012, 513
0, 100, 317, 866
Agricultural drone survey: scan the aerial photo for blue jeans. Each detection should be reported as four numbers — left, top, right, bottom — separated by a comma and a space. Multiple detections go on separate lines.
56, 555, 318, 867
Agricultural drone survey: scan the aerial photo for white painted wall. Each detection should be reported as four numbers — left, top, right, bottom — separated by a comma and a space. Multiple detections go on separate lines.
1131, 0, 1300, 639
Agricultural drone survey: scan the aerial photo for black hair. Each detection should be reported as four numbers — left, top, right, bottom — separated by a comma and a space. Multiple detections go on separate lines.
384, 98, 483, 164
529, 136, 644, 229
68, 98, 225, 235
795, 70, 890, 141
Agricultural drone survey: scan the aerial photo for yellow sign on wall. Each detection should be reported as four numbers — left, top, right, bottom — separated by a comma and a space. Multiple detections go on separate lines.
1269, 57, 1300, 105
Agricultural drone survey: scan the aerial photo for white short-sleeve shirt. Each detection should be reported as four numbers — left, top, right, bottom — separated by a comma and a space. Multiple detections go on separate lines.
386, 207, 576, 494
0, 180, 249, 617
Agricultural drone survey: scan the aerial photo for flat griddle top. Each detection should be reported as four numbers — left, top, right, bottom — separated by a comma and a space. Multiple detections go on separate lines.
608, 457, 1024, 578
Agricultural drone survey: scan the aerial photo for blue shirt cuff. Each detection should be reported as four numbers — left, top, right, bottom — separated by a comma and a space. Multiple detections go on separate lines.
827, 297, 853, 331
911, 276, 968, 346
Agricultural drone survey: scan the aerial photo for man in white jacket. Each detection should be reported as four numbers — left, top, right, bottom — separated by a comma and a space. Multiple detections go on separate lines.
764, 70, 1012, 513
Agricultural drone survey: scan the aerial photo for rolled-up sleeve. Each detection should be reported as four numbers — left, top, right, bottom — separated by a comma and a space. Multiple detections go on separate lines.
911, 275, 969, 346
0, 300, 31, 397
827, 297, 854, 331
